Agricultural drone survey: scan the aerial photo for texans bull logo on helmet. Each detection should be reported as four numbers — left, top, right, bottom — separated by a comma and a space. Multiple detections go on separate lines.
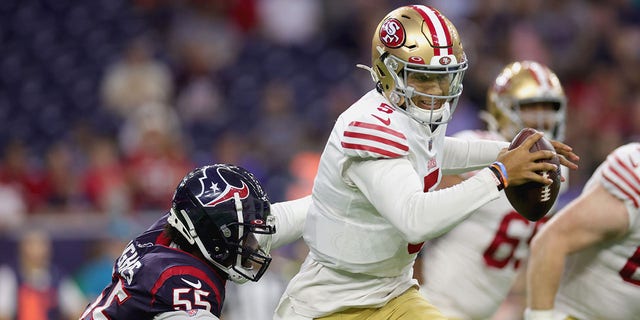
196, 166, 250, 207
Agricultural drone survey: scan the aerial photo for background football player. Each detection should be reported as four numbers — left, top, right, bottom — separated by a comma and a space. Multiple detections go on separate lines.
416, 60, 569, 320
274, 5, 578, 319
526, 142, 640, 319
79, 164, 309, 320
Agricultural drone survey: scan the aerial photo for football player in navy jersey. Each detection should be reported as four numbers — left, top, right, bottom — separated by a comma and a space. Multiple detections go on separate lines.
80, 164, 309, 320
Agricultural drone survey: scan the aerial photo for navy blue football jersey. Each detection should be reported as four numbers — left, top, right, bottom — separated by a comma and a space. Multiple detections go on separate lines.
80, 214, 227, 319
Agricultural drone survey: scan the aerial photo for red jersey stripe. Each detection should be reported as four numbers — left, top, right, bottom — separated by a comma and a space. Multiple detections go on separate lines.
603, 173, 639, 208
348, 121, 406, 139
606, 160, 640, 197
341, 142, 404, 158
613, 155, 640, 186
344, 130, 409, 151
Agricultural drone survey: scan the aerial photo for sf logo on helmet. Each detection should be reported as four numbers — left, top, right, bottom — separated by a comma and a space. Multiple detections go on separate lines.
379, 18, 405, 48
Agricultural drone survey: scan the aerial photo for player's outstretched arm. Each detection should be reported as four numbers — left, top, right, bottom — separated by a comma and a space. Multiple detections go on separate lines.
265, 195, 312, 250
525, 182, 630, 319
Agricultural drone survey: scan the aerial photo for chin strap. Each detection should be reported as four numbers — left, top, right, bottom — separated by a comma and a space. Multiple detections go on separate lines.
227, 192, 251, 284
356, 64, 378, 83
168, 208, 197, 245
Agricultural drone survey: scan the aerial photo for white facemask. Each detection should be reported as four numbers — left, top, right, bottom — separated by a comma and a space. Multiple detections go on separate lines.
407, 102, 451, 125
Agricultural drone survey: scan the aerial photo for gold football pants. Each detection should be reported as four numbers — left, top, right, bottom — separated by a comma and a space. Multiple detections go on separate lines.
316, 287, 447, 320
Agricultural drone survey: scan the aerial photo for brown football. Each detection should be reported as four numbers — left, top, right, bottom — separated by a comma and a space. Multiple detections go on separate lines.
504, 128, 561, 221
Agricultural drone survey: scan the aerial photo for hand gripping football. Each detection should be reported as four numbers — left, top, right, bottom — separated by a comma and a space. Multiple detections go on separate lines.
504, 128, 561, 221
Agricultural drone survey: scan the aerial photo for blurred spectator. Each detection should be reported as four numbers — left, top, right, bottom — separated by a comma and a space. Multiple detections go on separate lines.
100, 36, 173, 120
285, 151, 320, 201
173, 39, 227, 154
253, 80, 305, 163
251, 80, 306, 201
118, 101, 183, 157
0, 140, 48, 214
122, 104, 193, 211
202, 131, 268, 184
257, 0, 321, 46
167, 2, 240, 76
0, 229, 86, 320
80, 136, 130, 214
72, 237, 127, 302
39, 142, 87, 214
0, 184, 26, 230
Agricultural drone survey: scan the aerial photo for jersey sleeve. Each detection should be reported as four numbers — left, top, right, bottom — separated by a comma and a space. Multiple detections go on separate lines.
346, 157, 501, 243
441, 136, 508, 174
265, 195, 311, 250
340, 119, 409, 159
598, 143, 640, 225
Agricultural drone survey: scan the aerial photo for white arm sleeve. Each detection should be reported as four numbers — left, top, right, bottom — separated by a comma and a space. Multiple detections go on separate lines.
347, 158, 501, 243
153, 310, 219, 320
264, 196, 311, 250
441, 136, 508, 175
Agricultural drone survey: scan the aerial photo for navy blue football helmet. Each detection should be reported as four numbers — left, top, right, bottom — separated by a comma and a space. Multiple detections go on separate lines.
168, 164, 275, 283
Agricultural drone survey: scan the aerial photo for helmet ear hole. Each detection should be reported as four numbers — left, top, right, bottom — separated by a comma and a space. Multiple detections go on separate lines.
211, 239, 231, 261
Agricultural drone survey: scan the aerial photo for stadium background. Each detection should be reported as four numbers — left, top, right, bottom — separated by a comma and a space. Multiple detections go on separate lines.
0, 0, 638, 319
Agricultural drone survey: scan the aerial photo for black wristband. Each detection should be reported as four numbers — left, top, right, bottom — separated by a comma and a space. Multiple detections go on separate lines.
489, 164, 506, 191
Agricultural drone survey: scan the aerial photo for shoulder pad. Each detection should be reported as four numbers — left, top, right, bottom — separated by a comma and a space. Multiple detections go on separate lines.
341, 119, 409, 159
600, 143, 640, 209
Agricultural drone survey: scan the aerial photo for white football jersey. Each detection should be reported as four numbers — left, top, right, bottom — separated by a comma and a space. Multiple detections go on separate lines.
555, 142, 640, 320
420, 129, 550, 319
277, 90, 508, 318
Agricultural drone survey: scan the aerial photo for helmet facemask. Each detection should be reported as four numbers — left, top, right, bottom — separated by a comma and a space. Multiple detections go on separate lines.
220, 193, 275, 284
517, 100, 565, 140
383, 54, 465, 128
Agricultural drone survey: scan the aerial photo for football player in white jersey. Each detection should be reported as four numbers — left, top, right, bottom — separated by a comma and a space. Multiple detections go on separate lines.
525, 142, 640, 320
274, 6, 579, 320
417, 61, 569, 320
